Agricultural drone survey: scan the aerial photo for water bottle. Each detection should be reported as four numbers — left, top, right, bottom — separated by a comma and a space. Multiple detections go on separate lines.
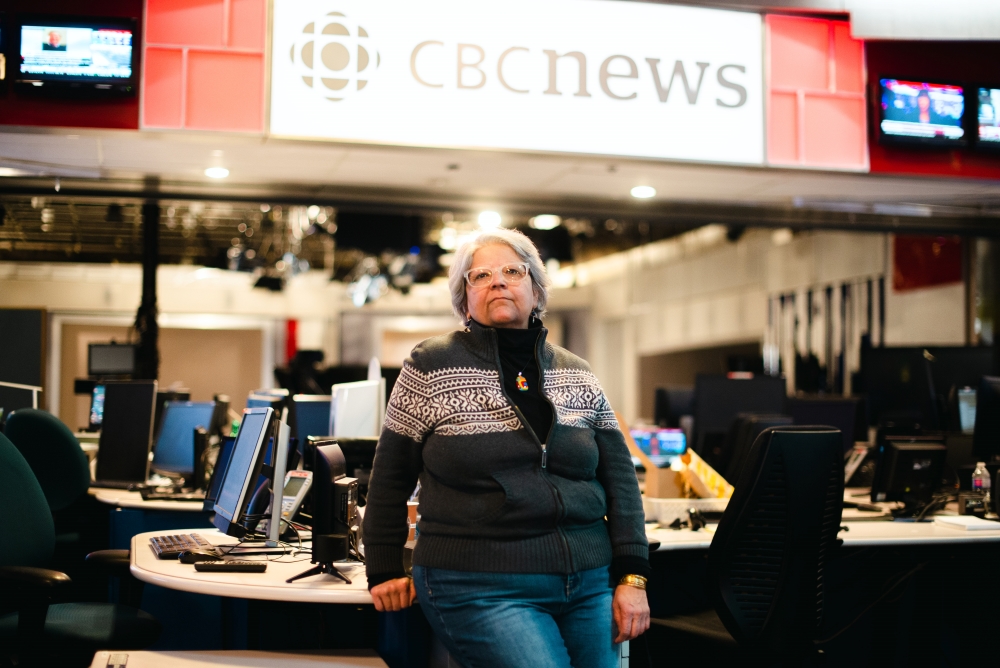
972, 462, 992, 511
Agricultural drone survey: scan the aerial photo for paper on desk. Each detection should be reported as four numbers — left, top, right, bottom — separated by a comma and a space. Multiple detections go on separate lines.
933, 516, 1000, 531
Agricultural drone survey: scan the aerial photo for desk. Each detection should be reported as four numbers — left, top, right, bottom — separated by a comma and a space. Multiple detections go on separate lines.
94, 489, 205, 513
89, 650, 387, 667
648, 517, 1000, 552
130, 529, 372, 605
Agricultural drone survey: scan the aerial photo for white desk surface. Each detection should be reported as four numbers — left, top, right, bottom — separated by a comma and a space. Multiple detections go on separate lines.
92, 489, 206, 512
649, 517, 1000, 552
90, 650, 387, 668
131, 529, 373, 604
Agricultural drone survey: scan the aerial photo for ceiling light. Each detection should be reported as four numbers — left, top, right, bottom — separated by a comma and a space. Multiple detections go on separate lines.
630, 185, 656, 199
530, 215, 561, 230
204, 167, 230, 179
0, 167, 34, 177
478, 210, 502, 229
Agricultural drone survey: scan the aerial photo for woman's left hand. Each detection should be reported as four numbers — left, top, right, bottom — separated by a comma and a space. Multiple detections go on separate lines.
612, 584, 650, 643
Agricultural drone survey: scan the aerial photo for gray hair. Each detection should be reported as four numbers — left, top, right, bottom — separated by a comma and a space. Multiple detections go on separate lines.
448, 228, 551, 323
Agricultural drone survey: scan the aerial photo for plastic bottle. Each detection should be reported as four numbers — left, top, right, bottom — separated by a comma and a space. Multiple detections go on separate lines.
972, 462, 992, 510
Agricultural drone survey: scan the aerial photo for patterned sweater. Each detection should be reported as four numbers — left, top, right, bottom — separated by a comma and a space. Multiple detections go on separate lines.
362, 320, 649, 588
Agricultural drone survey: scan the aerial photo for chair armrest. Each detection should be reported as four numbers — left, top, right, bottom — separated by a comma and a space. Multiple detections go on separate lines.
85, 549, 132, 578
0, 565, 72, 596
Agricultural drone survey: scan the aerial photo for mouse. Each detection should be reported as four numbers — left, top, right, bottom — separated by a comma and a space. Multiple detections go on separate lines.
178, 549, 220, 564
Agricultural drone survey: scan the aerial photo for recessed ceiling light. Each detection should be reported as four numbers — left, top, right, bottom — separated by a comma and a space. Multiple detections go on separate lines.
630, 185, 656, 199
478, 210, 502, 229
205, 167, 229, 179
530, 215, 561, 230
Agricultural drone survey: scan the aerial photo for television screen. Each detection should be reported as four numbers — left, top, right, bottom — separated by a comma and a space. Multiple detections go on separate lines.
19, 21, 133, 83
978, 87, 1000, 145
630, 427, 686, 468
879, 79, 965, 143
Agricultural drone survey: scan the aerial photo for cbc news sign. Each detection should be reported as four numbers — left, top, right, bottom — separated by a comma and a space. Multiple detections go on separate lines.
270, 0, 764, 165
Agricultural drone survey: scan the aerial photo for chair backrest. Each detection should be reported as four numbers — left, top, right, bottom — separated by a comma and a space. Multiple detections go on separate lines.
708, 426, 844, 657
0, 431, 55, 567
5, 408, 91, 512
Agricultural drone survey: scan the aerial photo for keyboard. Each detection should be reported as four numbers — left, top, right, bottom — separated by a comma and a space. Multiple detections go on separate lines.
93, 480, 148, 490
149, 533, 211, 559
140, 490, 205, 502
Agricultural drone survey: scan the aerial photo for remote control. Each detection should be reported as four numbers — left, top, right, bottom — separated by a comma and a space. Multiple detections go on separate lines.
194, 561, 267, 573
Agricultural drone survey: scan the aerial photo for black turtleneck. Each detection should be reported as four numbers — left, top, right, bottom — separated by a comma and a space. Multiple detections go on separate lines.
495, 325, 553, 442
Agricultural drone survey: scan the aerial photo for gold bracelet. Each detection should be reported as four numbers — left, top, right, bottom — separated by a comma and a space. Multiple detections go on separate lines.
618, 574, 647, 590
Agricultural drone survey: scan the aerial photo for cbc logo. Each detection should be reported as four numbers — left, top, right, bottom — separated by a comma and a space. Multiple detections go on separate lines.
289, 11, 379, 101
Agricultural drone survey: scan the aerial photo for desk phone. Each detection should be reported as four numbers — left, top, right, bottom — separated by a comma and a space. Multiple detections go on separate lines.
281, 470, 312, 522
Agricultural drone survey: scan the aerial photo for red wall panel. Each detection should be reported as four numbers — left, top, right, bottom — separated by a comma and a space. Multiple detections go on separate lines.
142, 0, 265, 133
186, 52, 263, 131
867, 41, 1000, 179
0, 0, 142, 130
766, 15, 868, 170
893, 235, 963, 292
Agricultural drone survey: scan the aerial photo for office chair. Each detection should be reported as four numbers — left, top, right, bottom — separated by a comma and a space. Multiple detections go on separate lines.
649, 426, 844, 665
0, 432, 160, 667
4, 408, 91, 513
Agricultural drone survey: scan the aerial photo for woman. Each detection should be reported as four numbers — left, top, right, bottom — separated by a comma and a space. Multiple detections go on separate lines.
363, 228, 650, 668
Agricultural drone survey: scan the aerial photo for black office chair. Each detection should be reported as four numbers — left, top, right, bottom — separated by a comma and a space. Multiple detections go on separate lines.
0, 432, 160, 667
650, 426, 844, 665
4, 408, 91, 513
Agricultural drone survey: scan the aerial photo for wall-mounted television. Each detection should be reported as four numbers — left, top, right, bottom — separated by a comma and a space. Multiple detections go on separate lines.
976, 87, 1000, 150
16, 16, 135, 92
878, 78, 966, 146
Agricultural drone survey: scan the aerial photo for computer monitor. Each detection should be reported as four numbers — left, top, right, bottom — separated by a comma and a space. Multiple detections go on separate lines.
331, 379, 385, 438
213, 407, 277, 538
628, 428, 686, 469
291, 394, 332, 441
304, 438, 352, 536
692, 374, 786, 460
723, 413, 794, 484
925, 347, 994, 431
152, 389, 191, 441
203, 435, 237, 512
870, 437, 947, 513
958, 388, 977, 435
95, 381, 157, 485
151, 401, 216, 477
335, 437, 378, 502
89, 383, 106, 428
973, 377, 1000, 461
861, 347, 938, 428
653, 387, 693, 428
88, 342, 136, 377
786, 397, 867, 453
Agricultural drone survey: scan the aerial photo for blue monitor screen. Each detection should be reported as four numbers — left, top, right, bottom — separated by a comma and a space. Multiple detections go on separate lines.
630, 428, 686, 468
295, 398, 331, 440
215, 410, 270, 524
89, 384, 105, 426
152, 401, 216, 475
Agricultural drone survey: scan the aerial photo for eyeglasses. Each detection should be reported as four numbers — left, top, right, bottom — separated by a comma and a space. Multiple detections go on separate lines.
464, 263, 530, 287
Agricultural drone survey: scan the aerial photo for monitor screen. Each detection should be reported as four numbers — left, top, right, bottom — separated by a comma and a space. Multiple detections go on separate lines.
213, 408, 273, 535
88, 343, 136, 376
292, 395, 331, 441
958, 388, 977, 435
978, 88, 1000, 145
879, 79, 965, 143
89, 384, 105, 427
630, 428, 686, 468
19, 21, 133, 83
152, 401, 216, 475
95, 381, 157, 484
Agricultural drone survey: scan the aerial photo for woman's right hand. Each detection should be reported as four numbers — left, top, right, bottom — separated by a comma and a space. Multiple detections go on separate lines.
370, 576, 417, 612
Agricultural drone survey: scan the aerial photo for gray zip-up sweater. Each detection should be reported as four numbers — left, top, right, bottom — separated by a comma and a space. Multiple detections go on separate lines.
363, 320, 649, 588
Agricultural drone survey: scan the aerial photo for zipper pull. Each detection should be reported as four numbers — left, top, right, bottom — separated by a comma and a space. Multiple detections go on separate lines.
541, 444, 548, 469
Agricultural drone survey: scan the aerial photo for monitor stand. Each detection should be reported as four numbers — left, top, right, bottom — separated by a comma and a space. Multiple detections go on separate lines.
285, 533, 352, 584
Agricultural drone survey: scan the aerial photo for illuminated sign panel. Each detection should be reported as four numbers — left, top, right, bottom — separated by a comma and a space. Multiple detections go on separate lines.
270, 0, 764, 165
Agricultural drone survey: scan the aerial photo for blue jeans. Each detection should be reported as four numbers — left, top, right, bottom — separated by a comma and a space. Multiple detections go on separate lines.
412, 564, 618, 668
